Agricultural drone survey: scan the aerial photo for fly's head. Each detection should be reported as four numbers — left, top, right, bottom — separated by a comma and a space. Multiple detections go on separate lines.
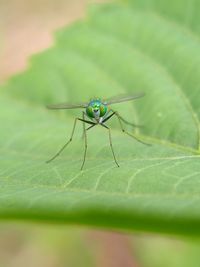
86, 99, 108, 119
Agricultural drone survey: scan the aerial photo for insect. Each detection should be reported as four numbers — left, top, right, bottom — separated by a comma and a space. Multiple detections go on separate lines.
46, 93, 149, 170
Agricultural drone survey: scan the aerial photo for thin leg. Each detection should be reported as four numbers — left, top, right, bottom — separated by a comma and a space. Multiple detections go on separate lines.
103, 111, 150, 146
101, 124, 119, 167
102, 111, 115, 123
81, 114, 85, 139
46, 117, 95, 164
81, 112, 94, 138
115, 113, 143, 128
103, 109, 142, 128
86, 124, 96, 131
80, 112, 88, 170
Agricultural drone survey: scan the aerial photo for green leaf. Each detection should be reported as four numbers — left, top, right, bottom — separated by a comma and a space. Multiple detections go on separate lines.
1, 1, 200, 235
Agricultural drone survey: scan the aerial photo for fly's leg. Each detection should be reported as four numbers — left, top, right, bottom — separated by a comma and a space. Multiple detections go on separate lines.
108, 127, 119, 167
101, 124, 119, 167
81, 112, 88, 170
104, 109, 142, 128
115, 113, 143, 128
81, 112, 85, 139
103, 111, 150, 146
46, 116, 95, 166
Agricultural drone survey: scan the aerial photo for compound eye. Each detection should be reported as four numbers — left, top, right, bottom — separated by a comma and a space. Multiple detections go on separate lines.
100, 104, 107, 116
86, 106, 95, 118
100, 105, 104, 112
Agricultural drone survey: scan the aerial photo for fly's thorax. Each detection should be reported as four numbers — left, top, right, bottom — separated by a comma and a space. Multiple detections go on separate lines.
86, 99, 108, 119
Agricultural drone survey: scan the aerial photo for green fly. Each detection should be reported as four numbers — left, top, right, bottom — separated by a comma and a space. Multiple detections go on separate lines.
46, 93, 148, 170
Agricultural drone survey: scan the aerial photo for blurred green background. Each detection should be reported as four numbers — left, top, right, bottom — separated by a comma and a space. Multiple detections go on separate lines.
0, 223, 200, 267
1, 1, 200, 267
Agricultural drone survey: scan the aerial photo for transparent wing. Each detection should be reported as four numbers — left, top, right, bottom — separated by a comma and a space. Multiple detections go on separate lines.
103, 92, 145, 105
46, 102, 88, 110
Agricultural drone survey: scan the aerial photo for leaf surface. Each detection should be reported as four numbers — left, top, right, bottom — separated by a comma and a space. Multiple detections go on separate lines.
1, 1, 200, 235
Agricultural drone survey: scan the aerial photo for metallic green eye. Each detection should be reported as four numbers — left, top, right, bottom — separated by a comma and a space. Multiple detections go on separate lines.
86, 106, 95, 118
100, 104, 107, 117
